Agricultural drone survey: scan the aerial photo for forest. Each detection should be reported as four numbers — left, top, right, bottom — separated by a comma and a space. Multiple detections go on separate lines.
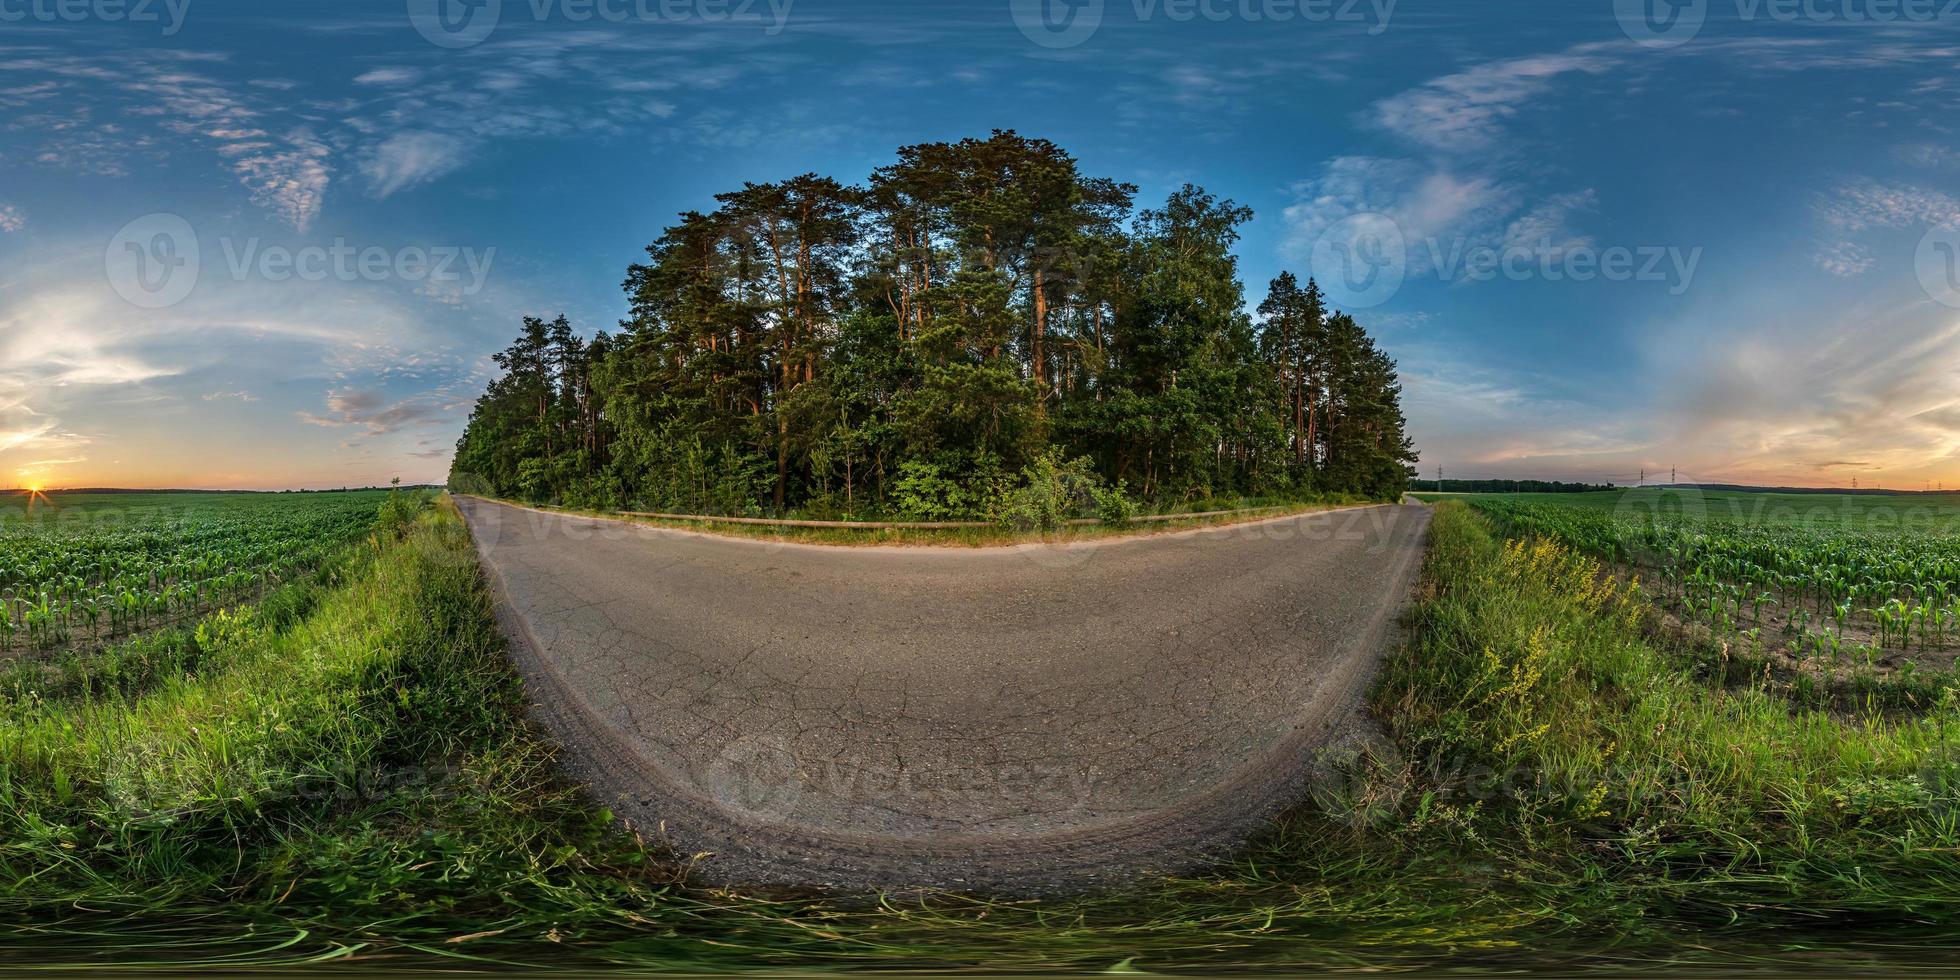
450, 132, 1418, 521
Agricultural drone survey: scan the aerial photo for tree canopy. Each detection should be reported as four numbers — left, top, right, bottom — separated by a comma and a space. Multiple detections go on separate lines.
452, 131, 1418, 519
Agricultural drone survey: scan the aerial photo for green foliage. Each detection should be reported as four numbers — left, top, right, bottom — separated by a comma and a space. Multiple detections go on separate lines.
890, 460, 973, 520
13, 497, 1960, 970
376, 486, 430, 535
0, 491, 386, 655
993, 450, 1106, 531
1448, 489, 1960, 707
451, 133, 1418, 517
1360, 501, 1960, 922
1094, 479, 1138, 526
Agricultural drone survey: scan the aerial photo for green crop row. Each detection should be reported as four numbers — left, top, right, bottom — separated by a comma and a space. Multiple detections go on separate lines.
0, 493, 390, 654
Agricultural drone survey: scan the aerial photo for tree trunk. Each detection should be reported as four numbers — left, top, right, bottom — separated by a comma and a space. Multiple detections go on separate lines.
1032, 266, 1047, 392
776, 412, 789, 513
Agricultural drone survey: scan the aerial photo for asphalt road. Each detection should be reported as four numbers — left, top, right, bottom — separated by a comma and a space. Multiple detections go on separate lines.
457, 496, 1432, 891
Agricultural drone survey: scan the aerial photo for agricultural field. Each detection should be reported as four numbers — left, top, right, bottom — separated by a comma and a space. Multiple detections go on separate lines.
1421, 489, 1960, 702
0, 491, 390, 656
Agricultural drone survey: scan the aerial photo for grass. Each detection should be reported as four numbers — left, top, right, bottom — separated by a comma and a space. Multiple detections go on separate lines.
5, 495, 1960, 971
1412, 487, 1960, 530
1431, 489, 1960, 714
1366, 503, 1960, 921
498, 493, 1381, 548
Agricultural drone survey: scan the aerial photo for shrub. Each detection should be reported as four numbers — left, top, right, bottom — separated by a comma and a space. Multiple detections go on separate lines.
994, 450, 1106, 532
376, 484, 429, 535
891, 461, 973, 521
1094, 480, 1137, 527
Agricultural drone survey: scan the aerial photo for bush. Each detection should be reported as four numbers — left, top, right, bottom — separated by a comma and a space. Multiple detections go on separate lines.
993, 451, 1106, 532
1093, 480, 1137, 527
891, 460, 973, 521
376, 484, 429, 535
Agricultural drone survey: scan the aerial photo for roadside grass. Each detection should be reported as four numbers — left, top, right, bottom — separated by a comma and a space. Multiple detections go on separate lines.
1359, 501, 1960, 921
504, 493, 1378, 548
1435, 491, 1960, 715
5, 496, 1960, 971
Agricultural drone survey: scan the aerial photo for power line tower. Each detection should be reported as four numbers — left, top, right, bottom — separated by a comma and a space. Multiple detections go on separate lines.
1639, 468, 1645, 488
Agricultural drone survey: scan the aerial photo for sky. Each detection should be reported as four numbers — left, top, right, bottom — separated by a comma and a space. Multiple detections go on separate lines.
3, 0, 1960, 490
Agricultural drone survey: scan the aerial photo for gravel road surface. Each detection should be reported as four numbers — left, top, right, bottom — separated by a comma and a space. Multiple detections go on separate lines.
456, 496, 1430, 890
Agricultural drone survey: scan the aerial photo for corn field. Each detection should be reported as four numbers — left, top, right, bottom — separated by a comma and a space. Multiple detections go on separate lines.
0, 492, 387, 654
1467, 494, 1960, 668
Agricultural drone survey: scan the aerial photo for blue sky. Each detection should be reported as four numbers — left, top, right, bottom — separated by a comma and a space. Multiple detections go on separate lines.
4, 0, 1960, 489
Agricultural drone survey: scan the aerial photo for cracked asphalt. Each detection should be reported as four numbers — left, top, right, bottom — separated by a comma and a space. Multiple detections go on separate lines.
456, 496, 1431, 891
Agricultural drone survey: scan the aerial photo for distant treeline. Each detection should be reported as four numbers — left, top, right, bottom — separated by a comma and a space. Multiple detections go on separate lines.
1422, 480, 1958, 497
1669, 483, 1960, 497
1424, 479, 1617, 494
451, 131, 1418, 518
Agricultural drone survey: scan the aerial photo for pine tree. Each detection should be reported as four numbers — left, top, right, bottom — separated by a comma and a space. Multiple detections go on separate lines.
452, 135, 1419, 513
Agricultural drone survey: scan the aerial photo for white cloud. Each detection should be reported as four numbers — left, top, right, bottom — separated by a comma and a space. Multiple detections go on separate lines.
1641, 299, 1960, 484
1283, 156, 1509, 268
110, 64, 336, 231
1500, 190, 1596, 253
227, 127, 333, 231
0, 239, 496, 485
359, 131, 470, 199
299, 388, 451, 437
353, 67, 422, 86
0, 204, 23, 232
1372, 49, 1617, 153
1817, 179, 1960, 233
1898, 144, 1960, 170
1812, 239, 1875, 278
1283, 157, 1596, 283
1810, 180, 1960, 279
